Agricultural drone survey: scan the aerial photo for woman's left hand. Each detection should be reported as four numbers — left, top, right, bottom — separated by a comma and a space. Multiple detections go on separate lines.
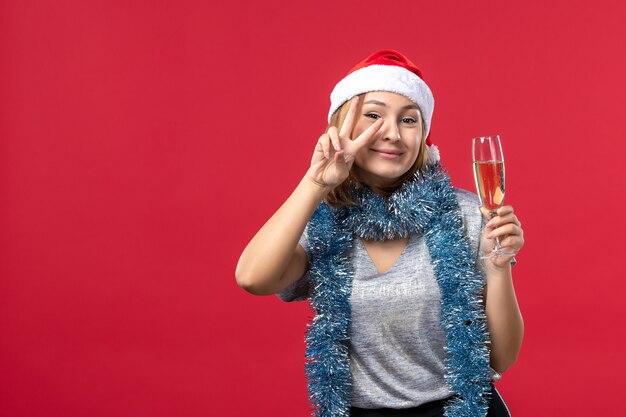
480, 205, 524, 269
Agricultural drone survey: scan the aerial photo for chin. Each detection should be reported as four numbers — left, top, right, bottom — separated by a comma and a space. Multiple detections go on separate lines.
371, 164, 410, 178
360, 169, 409, 187
354, 161, 413, 185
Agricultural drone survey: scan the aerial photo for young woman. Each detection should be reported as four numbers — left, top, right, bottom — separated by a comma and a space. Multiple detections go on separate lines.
236, 50, 524, 417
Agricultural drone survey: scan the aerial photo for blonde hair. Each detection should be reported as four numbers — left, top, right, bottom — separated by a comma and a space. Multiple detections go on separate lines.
325, 94, 429, 208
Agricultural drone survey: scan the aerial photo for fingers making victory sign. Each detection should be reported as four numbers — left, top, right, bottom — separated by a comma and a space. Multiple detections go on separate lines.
307, 96, 383, 189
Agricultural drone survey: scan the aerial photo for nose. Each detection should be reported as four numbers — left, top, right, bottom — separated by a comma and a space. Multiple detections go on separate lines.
382, 119, 401, 143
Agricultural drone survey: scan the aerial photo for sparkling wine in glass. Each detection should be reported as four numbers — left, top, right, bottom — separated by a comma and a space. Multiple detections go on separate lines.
472, 135, 515, 259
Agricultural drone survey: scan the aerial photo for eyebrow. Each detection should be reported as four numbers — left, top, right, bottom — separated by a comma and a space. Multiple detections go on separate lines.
363, 100, 419, 110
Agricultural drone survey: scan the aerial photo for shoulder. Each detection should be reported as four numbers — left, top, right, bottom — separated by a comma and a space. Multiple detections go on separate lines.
453, 188, 481, 217
453, 188, 484, 239
454, 187, 480, 206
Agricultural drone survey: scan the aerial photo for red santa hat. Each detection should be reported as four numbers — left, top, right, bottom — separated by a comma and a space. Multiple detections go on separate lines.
328, 50, 439, 162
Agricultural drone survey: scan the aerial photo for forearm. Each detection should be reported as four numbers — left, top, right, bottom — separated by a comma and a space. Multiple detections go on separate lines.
235, 174, 329, 295
483, 262, 524, 373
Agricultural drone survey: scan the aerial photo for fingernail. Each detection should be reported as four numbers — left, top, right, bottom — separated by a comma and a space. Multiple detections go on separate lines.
334, 143, 341, 151
486, 220, 495, 228
487, 232, 494, 239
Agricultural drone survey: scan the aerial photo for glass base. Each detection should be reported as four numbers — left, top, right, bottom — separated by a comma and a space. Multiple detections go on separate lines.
480, 249, 516, 260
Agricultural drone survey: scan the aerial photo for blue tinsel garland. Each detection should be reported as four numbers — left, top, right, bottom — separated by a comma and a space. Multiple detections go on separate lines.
304, 164, 491, 417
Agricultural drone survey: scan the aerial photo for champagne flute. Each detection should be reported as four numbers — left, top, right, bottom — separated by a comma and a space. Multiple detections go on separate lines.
472, 135, 515, 259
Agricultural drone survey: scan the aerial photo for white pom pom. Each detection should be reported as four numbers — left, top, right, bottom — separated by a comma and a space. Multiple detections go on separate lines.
427, 144, 440, 163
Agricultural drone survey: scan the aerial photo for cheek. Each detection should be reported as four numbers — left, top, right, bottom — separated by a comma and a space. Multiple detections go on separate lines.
405, 133, 421, 152
353, 148, 369, 167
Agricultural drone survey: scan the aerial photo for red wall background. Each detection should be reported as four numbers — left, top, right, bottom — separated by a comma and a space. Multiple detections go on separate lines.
1, 1, 625, 416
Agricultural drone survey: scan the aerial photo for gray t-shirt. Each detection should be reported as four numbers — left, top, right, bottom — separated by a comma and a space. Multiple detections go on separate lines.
277, 189, 485, 408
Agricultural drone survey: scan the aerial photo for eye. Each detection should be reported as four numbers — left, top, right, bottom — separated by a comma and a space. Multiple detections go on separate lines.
402, 117, 417, 124
364, 112, 381, 120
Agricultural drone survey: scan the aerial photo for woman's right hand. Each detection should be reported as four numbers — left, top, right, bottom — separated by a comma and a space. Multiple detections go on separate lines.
306, 96, 383, 189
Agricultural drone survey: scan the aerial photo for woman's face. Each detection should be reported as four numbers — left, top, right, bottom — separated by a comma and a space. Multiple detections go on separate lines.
351, 91, 423, 189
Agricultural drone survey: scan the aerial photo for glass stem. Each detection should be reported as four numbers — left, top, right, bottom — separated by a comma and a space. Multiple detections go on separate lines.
494, 236, 503, 255
490, 210, 502, 258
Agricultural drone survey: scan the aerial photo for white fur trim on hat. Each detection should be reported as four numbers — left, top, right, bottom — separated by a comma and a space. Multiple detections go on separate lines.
328, 64, 435, 139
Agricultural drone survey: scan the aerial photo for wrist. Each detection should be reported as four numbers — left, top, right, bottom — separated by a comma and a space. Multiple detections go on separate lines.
482, 257, 513, 276
303, 172, 332, 197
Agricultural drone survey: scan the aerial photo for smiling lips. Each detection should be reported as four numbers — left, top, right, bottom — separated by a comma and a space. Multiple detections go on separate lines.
372, 148, 403, 159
